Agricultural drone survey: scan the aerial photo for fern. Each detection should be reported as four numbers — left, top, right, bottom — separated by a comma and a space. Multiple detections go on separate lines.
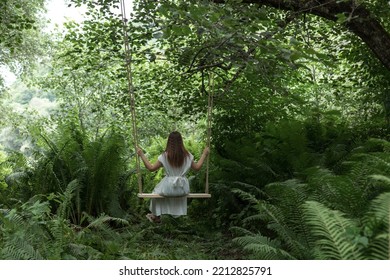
369, 175, 390, 187
260, 202, 311, 259
305, 166, 371, 218
1, 237, 44, 260
303, 201, 363, 260
231, 188, 260, 205
367, 192, 390, 224
233, 233, 296, 259
83, 213, 129, 230
363, 192, 390, 259
231, 185, 312, 259
0, 192, 136, 260
0, 199, 48, 260
19, 123, 133, 224
56, 179, 79, 220
260, 180, 312, 257
44, 219, 67, 259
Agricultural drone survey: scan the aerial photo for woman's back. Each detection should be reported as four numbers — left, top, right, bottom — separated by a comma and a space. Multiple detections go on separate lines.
158, 152, 193, 177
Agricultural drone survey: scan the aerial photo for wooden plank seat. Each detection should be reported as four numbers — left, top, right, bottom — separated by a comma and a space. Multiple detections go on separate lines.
137, 193, 211, 199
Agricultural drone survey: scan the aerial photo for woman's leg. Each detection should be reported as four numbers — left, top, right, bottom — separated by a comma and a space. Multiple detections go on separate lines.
146, 213, 161, 223
147, 199, 161, 223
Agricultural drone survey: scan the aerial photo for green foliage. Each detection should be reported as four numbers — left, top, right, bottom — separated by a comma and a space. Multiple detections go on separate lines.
363, 192, 390, 260
303, 189, 390, 260
0, 197, 62, 259
5, 120, 134, 224
303, 200, 363, 260
231, 181, 312, 259
0, 0, 48, 87
214, 117, 356, 190
0, 193, 135, 260
0, 186, 243, 260
232, 230, 296, 260
2, 0, 390, 261
231, 139, 390, 260
0, 148, 11, 190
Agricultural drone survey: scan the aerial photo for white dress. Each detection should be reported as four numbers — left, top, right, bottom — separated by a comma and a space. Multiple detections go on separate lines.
150, 152, 194, 217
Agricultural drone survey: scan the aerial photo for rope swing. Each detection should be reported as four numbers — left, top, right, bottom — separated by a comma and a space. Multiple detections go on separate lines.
119, 0, 213, 199
137, 73, 214, 199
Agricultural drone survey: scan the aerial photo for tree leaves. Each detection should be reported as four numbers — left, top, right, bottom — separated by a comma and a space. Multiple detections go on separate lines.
0, 0, 47, 86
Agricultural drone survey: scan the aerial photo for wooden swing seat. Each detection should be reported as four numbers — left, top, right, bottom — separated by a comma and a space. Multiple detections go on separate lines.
138, 193, 211, 199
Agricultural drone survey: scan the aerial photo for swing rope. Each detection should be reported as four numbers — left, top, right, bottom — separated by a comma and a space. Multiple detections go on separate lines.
120, 0, 142, 194
205, 71, 215, 195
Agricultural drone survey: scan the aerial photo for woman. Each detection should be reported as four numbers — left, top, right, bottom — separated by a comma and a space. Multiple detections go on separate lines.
137, 131, 210, 223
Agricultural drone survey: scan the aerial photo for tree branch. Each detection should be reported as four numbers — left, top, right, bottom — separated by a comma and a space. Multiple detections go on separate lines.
212, 0, 390, 71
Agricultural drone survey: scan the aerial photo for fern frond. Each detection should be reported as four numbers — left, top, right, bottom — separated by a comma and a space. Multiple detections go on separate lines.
57, 179, 79, 219
242, 213, 266, 225
231, 188, 259, 205
233, 181, 267, 197
266, 179, 307, 194
367, 234, 389, 260
1, 237, 44, 260
306, 166, 369, 217
65, 243, 102, 260
367, 192, 390, 225
267, 180, 312, 240
43, 217, 76, 259
304, 201, 363, 260
5, 208, 24, 226
367, 154, 390, 171
363, 192, 390, 260
252, 201, 311, 259
230, 226, 255, 237
233, 234, 296, 260
369, 175, 390, 191
83, 213, 129, 230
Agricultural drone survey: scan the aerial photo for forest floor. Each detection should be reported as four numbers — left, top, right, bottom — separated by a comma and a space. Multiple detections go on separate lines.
129, 215, 246, 260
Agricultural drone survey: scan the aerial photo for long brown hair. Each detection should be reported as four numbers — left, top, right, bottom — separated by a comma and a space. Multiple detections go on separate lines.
165, 131, 189, 168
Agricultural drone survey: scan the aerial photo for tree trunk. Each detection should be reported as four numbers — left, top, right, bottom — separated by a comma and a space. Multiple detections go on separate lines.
213, 0, 390, 72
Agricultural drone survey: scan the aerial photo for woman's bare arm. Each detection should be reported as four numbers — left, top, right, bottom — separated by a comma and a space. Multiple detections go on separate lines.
137, 147, 162, 172
191, 147, 210, 171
